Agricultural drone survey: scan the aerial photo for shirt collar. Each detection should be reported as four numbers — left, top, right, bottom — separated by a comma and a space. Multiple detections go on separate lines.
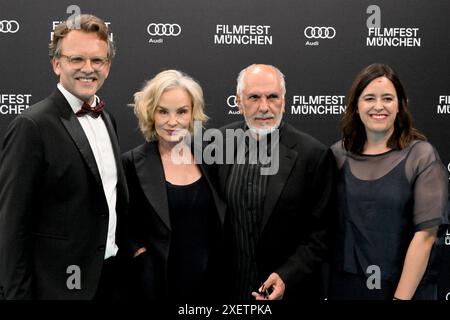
57, 83, 99, 114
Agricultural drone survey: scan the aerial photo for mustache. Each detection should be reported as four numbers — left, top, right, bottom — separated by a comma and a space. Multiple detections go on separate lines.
251, 113, 275, 119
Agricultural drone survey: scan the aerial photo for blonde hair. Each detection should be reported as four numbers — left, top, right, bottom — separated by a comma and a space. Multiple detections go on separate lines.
133, 70, 208, 141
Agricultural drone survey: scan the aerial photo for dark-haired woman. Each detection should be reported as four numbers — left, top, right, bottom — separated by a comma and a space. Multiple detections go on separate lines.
328, 63, 448, 300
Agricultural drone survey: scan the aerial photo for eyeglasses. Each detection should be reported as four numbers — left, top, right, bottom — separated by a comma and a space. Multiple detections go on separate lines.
59, 54, 109, 70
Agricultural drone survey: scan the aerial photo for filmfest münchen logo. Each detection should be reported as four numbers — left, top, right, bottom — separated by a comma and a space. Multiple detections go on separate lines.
0, 93, 32, 115
50, 20, 114, 41
0, 20, 20, 33
365, 5, 421, 47
147, 23, 181, 44
290, 95, 345, 115
366, 27, 420, 47
303, 26, 336, 46
214, 25, 272, 46
437, 95, 450, 114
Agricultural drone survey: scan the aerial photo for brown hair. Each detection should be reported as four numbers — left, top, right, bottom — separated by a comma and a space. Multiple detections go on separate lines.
341, 63, 425, 153
49, 14, 115, 60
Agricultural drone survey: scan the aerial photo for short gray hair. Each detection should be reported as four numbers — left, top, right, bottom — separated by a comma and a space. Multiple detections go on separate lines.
236, 64, 286, 98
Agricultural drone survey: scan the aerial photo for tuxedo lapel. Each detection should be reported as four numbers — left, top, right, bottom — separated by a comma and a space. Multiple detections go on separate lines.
102, 111, 128, 202
135, 142, 171, 230
54, 91, 103, 188
260, 127, 298, 232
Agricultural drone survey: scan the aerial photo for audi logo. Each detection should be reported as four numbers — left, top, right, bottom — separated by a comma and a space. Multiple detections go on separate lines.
0, 20, 19, 33
147, 23, 181, 36
304, 26, 336, 39
227, 95, 238, 108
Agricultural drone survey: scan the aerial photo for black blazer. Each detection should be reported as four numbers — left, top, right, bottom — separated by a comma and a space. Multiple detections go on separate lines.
0, 90, 129, 299
218, 121, 336, 299
122, 141, 226, 300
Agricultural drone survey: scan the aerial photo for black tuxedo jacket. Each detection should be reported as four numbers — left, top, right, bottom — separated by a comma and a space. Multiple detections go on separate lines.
0, 90, 128, 299
122, 141, 226, 300
218, 121, 337, 299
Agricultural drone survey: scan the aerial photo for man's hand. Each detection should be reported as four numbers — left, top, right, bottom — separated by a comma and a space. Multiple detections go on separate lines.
133, 247, 147, 258
251, 272, 285, 300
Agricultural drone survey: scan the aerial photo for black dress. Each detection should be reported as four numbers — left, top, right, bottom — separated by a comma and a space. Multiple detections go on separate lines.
328, 140, 448, 300
166, 176, 217, 301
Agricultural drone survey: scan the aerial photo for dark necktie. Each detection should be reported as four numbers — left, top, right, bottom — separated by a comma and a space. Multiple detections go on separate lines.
76, 100, 105, 118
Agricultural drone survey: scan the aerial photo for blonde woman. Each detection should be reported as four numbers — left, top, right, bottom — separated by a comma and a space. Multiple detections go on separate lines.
122, 70, 225, 301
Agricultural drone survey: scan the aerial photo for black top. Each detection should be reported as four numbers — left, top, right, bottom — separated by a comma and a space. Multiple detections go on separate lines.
331, 140, 448, 282
166, 175, 216, 300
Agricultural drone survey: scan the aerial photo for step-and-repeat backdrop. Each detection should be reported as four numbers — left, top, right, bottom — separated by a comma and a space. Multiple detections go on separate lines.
1, 0, 449, 299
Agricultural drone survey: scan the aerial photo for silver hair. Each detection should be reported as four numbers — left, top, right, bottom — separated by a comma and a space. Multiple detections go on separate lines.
236, 64, 286, 98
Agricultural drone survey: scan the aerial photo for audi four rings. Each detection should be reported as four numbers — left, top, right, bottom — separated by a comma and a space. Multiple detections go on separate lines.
0, 20, 20, 33
147, 23, 181, 36
304, 26, 336, 39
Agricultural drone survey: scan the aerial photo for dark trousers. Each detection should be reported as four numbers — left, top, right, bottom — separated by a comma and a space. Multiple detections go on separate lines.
94, 256, 123, 300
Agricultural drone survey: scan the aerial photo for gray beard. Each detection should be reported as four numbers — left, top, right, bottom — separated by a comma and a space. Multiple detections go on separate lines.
245, 114, 283, 138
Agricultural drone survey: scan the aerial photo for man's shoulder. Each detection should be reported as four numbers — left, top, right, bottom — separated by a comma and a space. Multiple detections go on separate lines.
282, 122, 327, 152
19, 92, 61, 122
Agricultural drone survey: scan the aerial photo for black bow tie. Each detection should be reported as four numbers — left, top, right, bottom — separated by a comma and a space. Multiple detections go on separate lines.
76, 100, 105, 118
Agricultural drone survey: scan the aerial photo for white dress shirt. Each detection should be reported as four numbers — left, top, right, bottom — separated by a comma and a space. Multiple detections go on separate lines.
57, 83, 118, 259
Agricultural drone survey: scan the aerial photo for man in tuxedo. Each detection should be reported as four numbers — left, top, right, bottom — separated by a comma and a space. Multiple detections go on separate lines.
0, 14, 128, 299
218, 64, 336, 300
